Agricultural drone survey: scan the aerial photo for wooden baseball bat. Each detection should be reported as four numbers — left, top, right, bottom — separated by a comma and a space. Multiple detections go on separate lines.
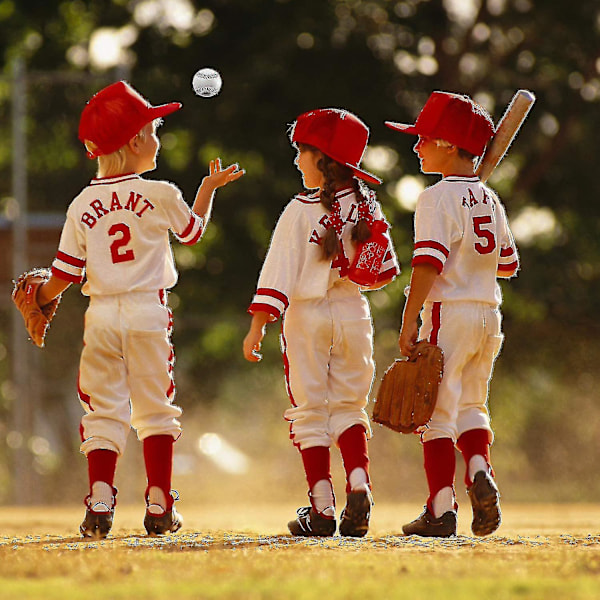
476, 89, 536, 183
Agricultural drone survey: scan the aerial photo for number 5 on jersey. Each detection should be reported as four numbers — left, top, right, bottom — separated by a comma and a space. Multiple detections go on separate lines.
473, 215, 496, 255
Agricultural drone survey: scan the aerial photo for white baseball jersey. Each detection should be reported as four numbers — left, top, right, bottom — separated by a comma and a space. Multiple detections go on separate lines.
52, 173, 204, 295
411, 176, 519, 443
412, 176, 518, 305
52, 173, 203, 456
249, 187, 400, 319
249, 187, 400, 449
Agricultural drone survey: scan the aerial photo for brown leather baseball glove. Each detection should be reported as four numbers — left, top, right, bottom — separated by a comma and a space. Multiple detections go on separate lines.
372, 340, 444, 433
11, 268, 61, 348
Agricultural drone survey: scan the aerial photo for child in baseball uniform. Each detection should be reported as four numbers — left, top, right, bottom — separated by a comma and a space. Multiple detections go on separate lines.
385, 91, 519, 537
36, 80, 244, 538
243, 108, 400, 537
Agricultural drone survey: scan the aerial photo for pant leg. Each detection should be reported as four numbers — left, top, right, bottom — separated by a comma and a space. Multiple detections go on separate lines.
326, 285, 374, 442
282, 297, 333, 450
456, 305, 503, 442
123, 292, 182, 442
79, 296, 133, 456
419, 302, 485, 444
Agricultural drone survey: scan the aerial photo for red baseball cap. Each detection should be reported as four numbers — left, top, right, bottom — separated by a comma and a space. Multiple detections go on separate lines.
78, 80, 182, 159
385, 91, 494, 156
290, 108, 382, 185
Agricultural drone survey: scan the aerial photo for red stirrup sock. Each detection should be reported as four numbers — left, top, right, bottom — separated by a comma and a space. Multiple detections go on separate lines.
457, 428, 493, 486
86, 449, 118, 509
423, 438, 456, 514
300, 446, 332, 491
143, 434, 175, 511
338, 424, 370, 493
87, 449, 118, 490
299, 445, 335, 513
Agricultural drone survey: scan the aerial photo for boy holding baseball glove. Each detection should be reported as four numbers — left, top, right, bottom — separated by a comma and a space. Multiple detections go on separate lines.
385, 91, 519, 537
13, 80, 243, 538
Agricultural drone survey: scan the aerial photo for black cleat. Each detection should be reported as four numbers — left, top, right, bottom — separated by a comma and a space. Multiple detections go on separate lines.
402, 507, 457, 537
467, 470, 501, 536
288, 506, 336, 537
144, 506, 183, 536
339, 490, 372, 537
80, 503, 114, 540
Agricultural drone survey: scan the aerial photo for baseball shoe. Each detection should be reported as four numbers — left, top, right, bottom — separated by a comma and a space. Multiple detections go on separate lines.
288, 506, 336, 537
144, 505, 183, 536
339, 490, 373, 537
467, 470, 501, 536
80, 502, 114, 540
402, 507, 457, 537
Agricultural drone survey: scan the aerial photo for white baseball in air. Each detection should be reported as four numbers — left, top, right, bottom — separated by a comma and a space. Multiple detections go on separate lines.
192, 68, 222, 98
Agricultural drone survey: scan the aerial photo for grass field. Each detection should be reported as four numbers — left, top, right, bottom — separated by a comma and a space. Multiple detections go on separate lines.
1, 503, 599, 599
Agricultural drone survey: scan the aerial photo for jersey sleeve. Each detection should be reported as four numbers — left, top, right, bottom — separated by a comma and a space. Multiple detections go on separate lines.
248, 202, 304, 320
165, 184, 204, 245
411, 189, 456, 274
495, 201, 520, 276
52, 211, 86, 283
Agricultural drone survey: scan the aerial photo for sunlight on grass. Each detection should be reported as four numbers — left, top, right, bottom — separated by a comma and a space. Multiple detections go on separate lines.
1, 505, 600, 599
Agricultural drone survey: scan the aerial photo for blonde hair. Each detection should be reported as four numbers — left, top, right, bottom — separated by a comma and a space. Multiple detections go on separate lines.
85, 126, 149, 178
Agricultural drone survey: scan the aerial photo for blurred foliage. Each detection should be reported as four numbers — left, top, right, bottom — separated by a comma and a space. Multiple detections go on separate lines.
0, 0, 599, 503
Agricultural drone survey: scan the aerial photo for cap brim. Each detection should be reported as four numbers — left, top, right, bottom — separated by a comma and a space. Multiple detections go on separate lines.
151, 102, 183, 119
347, 164, 382, 186
385, 121, 419, 135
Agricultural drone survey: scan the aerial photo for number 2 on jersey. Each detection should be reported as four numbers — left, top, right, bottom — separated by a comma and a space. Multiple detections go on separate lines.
109, 223, 135, 263
473, 215, 496, 255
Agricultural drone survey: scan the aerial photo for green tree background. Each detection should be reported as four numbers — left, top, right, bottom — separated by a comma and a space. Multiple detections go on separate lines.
0, 0, 598, 507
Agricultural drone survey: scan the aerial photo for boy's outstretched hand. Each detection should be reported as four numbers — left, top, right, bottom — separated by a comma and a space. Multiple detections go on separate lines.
206, 158, 245, 190
192, 157, 244, 221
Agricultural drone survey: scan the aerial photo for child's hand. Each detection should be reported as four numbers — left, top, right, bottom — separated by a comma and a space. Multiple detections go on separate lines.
205, 158, 244, 190
243, 328, 264, 362
399, 320, 418, 357
243, 312, 272, 362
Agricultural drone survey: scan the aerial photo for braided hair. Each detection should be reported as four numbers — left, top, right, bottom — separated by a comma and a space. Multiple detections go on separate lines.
298, 144, 374, 261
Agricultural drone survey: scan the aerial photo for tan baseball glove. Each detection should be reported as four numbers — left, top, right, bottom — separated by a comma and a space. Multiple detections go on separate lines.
11, 268, 61, 348
372, 340, 444, 434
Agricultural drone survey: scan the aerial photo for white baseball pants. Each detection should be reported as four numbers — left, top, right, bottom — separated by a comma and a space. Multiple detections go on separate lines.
419, 301, 503, 444
78, 291, 182, 456
282, 281, 374, 450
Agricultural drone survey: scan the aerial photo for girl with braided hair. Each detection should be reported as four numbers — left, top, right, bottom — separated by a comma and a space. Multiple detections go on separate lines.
243, 108, 400, 537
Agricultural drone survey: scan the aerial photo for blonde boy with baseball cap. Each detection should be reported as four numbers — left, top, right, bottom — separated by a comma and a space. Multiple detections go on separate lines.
37, 80, 244, 538
386, 91, 519, 537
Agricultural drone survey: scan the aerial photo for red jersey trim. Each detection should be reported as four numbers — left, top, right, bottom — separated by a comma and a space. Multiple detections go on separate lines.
414, 240, 450, 258
429, 302, 442, 345
181, 225, 203, 246
56, 251, 85, 268
247, 303, 281, 319
179, 214, 198, 239
256, 287, 290, 310
412, 255, 443, 274
500, 247, 515, 257
52, 266, 84, 283
90, 173, 139, 185
498, 261, 518, 272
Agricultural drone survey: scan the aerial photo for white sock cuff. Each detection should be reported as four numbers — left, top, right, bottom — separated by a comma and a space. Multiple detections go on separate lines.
468, 455, 489, 481
432, 486, 455, 519
348, 467, 369, 491
310, 479, 335, 513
